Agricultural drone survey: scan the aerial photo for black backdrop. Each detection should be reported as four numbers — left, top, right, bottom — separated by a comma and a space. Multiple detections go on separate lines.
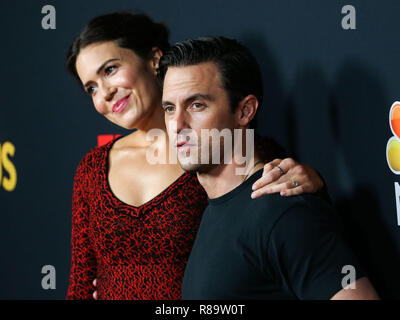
1, 0, 399, 299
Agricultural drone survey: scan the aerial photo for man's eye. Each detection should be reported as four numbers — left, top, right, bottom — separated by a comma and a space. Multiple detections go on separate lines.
191, 102, 204, 110
164, 105, 175, 113
104, 66, 116, 76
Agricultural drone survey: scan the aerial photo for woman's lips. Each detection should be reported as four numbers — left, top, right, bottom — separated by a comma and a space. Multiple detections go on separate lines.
112, 94, 131, 113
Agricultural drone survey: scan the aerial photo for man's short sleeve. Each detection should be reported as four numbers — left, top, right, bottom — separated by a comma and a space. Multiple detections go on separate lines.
267, 204, 366, 299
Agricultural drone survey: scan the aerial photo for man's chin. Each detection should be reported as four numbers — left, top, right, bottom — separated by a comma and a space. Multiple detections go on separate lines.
178, 161, 202, 172
177, 159, 213, 173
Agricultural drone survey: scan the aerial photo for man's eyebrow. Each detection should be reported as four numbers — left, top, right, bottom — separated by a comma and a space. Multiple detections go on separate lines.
184, 94, 214, 104
83, 58, 120, 88
161, 94, 214, 108
161, 100, 174, 107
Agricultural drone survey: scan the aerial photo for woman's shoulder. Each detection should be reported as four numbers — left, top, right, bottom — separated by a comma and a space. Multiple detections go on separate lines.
75, 139, 114, 173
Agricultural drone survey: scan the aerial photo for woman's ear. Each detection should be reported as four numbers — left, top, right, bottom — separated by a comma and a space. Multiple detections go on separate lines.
149, 47, 163, 75
235, 94, 259, 127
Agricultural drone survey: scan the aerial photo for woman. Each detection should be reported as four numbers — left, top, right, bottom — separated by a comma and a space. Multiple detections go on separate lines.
66, 12, 325, 300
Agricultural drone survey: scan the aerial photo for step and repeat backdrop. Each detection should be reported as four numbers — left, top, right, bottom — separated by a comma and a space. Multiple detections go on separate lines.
1, 0, 399, 299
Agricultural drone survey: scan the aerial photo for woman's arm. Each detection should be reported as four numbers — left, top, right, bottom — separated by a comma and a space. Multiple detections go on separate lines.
251, 158, 329, 200
66, 156, 97, 300
252, 135, 329, 200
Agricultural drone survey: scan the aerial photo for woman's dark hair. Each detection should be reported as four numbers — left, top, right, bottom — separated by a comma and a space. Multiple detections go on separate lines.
158, 36, 263, 114
66, 12, 170, 80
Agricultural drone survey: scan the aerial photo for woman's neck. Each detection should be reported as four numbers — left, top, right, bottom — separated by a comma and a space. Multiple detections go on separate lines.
122, 103, 171, 155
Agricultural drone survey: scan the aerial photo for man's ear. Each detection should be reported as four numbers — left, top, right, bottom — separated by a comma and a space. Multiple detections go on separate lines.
148, 47, 163, 75
235, 94, 259, 127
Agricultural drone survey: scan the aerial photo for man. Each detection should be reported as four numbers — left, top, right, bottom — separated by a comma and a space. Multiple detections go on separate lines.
158, 36, 379, 299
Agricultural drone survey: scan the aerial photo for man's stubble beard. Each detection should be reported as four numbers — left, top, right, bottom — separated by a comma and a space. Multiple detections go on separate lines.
177, 137, 226, 174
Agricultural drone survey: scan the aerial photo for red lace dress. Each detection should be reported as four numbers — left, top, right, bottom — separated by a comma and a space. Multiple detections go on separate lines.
66, 138, 208, 299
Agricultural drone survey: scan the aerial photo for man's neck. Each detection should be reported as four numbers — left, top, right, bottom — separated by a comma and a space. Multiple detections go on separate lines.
197, 154, 263, 199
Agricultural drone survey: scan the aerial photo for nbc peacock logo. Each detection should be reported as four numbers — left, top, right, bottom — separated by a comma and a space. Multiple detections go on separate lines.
387, 102, 400, 174
386, 101, 400, 226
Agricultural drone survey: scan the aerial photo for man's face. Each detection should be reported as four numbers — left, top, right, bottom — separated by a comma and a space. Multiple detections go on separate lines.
162, 62, 237, 172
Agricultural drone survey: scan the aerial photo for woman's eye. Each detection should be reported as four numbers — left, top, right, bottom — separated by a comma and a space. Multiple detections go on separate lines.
104, 65, 116, 76
86, 86, 96, 95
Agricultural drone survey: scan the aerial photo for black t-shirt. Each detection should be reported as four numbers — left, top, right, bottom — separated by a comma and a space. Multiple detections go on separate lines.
182, 169, 366, 300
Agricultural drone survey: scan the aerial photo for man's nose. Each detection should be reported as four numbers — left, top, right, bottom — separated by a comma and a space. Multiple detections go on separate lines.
174, 107, 190, 133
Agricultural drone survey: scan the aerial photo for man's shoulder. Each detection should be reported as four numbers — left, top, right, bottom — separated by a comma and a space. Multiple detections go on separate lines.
246, 192, 337, 232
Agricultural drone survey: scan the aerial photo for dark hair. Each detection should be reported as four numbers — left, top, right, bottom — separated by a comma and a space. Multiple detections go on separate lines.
66, 12, 170, 80
158, 36, 263, 118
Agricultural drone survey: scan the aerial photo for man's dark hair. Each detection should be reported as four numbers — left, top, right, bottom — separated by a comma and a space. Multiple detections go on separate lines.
66, 12, 170, 80
158, 36, 263, 122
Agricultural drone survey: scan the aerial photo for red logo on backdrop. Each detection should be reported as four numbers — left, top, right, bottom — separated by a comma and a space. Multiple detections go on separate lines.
97, 134, 121, 147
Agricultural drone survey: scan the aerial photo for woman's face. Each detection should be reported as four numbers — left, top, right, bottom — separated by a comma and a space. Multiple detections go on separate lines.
75, 41, 161, 130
